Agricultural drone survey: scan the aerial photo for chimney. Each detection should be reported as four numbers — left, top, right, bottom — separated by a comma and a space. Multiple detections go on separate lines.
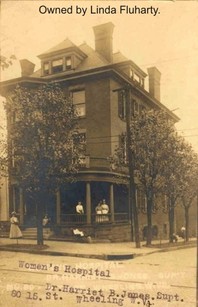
20, 59, 35, 77
147, 67, 161, 101
93, 22, 114, 63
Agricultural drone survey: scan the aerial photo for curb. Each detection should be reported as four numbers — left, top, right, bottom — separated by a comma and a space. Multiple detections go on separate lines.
136, 242, 197, 257
0, 246, 105, 260
0, 242, 196, 260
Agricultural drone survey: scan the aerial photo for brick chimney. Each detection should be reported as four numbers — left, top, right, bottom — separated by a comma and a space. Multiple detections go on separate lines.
93, 22, 114, 63
147, 67, 161, 101
20, 59, 35, 77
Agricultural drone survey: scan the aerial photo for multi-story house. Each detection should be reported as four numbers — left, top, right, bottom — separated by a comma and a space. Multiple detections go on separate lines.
1, 22, 188, 241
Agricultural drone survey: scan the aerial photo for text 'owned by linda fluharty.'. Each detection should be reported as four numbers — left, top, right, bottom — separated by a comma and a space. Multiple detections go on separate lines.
39, 5, 160, 17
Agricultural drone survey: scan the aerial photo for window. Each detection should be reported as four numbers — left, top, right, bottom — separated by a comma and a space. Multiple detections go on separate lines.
130, 99, 139, 118
133, 73, 141, 83
130, 69, 134, 79
130, 69, 144, 86
73, 132, 86, 152
139, 104, 146, 114
11, 140, 15, 168
119, 133, 128, 164
118, 90, 126, 120
11, 111, 19, 124
133, 101, 139, 115
140, 78, 144, 88
66, 57, 72, 70
43, 62, 50, 75
52, 58, 63, 74
162, 195, 168, 213
152, 195, 158, 213
73, 132, 86, 166
137, 189, 147, 213
72, 90, 86, 117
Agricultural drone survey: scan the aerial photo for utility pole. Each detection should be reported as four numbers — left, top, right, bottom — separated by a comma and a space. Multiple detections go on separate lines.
113, 85, 141, 248
125, 86, 141, 248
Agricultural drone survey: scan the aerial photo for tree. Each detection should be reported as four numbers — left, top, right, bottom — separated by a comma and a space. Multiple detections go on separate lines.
160, 135, 182, 242
159, 132, 196, 242
0, 53, 16, 70
5, 83, 80, 245
0, 125, 7, 182
179, 144, 198, 241
115, 109, 177, 245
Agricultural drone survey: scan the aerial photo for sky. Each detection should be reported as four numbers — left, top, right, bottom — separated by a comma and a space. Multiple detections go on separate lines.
1, 0, 198, 151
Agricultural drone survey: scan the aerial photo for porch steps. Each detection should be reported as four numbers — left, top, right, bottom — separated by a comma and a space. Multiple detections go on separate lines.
22, 228, 53, 240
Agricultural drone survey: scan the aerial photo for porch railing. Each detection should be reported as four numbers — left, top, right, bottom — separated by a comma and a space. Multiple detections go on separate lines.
60, 214, 87, 224
60, 213, 129, 224
114, 213, 129, 222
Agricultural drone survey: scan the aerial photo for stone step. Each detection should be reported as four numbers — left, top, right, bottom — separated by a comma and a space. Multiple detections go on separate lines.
22, 228, 53, 239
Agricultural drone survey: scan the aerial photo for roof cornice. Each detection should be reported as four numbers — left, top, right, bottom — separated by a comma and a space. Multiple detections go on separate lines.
0, 65, 179, 122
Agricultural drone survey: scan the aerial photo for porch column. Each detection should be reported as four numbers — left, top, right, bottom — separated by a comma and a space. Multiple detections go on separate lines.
110, 183, 115, 222
19, 188, 24, 224
86, 182, 91, 224
56, 189, 61, 224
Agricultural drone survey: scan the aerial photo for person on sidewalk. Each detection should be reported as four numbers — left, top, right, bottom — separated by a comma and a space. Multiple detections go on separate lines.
171, 233, 178, 243
181, 225, 186, 239
42, 214, 50, 227
9, 212, 22, 241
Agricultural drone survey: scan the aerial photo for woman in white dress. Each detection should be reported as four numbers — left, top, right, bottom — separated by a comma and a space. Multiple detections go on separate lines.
101, 199, 109, 222
9, 212, 22, 239
95, 202, 102, 222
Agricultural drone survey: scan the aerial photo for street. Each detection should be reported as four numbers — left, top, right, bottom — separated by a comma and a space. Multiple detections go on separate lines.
0, 247, 196, 307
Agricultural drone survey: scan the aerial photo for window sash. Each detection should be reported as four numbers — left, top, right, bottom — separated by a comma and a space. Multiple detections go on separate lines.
74, 104, 86, 117
66, 57, 72, 69
72, 90, 85, 104
71, 90, 86, 117
52, 59, 63, 67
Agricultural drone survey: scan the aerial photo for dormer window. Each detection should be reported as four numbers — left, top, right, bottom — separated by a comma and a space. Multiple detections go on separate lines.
52, 58, 63, 74
43, 62, 49, 75
130, 68, 144, 88
133, 72, 140, 83
66, 57, 72, 70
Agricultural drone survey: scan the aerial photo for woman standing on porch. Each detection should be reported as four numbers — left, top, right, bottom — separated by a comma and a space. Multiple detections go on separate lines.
95, 202, 102, 222
101, 199, 109, 221
9, 212, 22, 239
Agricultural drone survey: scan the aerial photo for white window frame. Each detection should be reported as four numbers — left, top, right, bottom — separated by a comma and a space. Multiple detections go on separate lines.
71, 90, 86, 117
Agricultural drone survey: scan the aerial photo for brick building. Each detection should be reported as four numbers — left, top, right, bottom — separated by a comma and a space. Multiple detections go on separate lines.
1, 22, 193, 241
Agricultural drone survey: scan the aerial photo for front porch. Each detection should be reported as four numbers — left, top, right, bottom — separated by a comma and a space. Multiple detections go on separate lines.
10, 173, 132, 241
20, 212, 131, 242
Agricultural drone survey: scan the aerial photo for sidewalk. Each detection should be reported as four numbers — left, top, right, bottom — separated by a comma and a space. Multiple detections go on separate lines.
0, 237, 196, 260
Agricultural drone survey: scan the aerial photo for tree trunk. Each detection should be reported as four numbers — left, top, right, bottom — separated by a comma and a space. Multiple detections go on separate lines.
131, 183, 140, 248
168, 198, 175, 243
36, 193, 44, 245
184, 207, 189, 242
146, 197, 153, 246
